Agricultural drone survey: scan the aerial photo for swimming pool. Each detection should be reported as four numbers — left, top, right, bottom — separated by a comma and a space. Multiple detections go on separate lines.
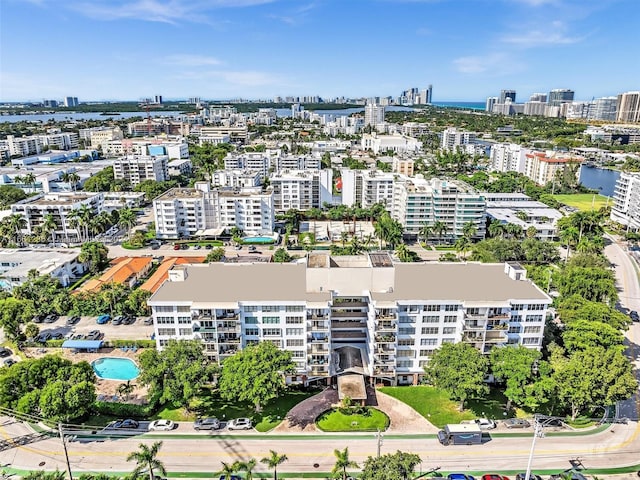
92, 357, 140, 381
242, 236, 276, 244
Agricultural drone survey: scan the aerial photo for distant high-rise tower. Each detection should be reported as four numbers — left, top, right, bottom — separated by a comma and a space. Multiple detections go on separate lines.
364, 103, 386, 126
548, 89, 574, 106
500, 90, 516, 103
529, 93, 547, 103
427, 84, 433, 104
591, 97, 618, 121
485, 97, 498, 112
616, 91, 640, 123
154, 95, 163, 105
64, 96, 79, 107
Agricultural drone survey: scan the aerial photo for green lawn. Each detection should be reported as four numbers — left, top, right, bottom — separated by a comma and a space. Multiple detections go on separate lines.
553, 193, 609, 211
316, 408, 389, 432
379, 386, 515, 428
154, 388, 319, 432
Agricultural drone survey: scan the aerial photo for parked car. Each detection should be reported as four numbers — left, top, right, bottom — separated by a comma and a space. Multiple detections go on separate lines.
86, 330, 103, 340
151, 243, 161, 250
630, 310, 639, 322
148, 419, 176, 431
227, 418, 252, 430
51, 332, 64, 340
447, 475, 475, 480
515, 474, 543, 480
112, 315, 124, 326
463, 418, 496, 430
193, 244, 201, 250
205, 244, 213, 250
44, 314, 59, 323
112, 419, 139, 429
0, 348, 12, 358
482, 475, 509, 480
248, 245, 257, 252
123, 315, 136, 325
143, 317, 154, 326
32, 315, 45, 324
194, 417, 221, 430
173, 244, 181, 250
66, 315, 81, 326
218, 476, 240, 480
235, 245, 242, 250
36, 332, 52, 343
96, 314, 111, 324
3, 358, 16, 367
503, 418, 531, 429
72, 333, 85, 340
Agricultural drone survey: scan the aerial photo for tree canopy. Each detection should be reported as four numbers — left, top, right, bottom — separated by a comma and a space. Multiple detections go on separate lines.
360, 451, 421, 480
490, 346, 542, 410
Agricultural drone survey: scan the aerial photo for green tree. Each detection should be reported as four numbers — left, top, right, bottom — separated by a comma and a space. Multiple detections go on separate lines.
331, 447, 359, 480
78, 241, 109, 274
0, 185, 27, 209
423, 342, 488, 410
395, 243, 412, 262
138, 340, 218, 410
556, 295, 629, 330
360, 451, 421, 480
24, 322, 39, 340
0, 297, 35, 339
555, 265, 618, 305
22, 471, 66, 480
562, 320, 624, 352
205, 247, 226, 262
42, 213, 58, 246
126, 441, 166, 480
260, 450, 288, 480
272, 248, 292, 263
234, 458, 257, 480
432, 220, 448, 243
118, 207, 137, 240
219, 342, 296, 412
490, 346, 542, 410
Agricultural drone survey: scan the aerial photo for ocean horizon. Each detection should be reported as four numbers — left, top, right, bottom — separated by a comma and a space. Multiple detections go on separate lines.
432, 101, 485, 110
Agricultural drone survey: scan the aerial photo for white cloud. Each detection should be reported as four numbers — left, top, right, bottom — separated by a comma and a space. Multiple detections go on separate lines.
162, 54, 222, 67
501, 21, 582, 47
452, 53, 525, 75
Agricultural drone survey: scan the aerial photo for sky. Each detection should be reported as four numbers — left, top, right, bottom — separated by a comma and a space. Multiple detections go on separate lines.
1, 0, 639, 102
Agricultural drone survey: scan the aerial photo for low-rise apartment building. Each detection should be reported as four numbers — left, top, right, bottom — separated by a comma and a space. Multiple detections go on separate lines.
270, 169, 333, 212
148, 255, 550, 385
484, 193, 562, 240
341, 169, 395, 209
224, 153, 270, 177
153, 182, 274, 239
361, 133, 421, 155
113, 155, 169, 186
0, 248, 86, 291
211, 170, 262, 188
489, 143, 528, 173
524, 151, 582, 186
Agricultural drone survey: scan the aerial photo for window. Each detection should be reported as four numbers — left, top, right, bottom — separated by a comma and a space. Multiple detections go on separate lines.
528, 304, 545, 311
522, 337, 539, 345
398, 316, 413, 324
397, 350, 414, 358
421, 327, 438, 335
157, 328, 176, 336
442, 327, 456, 334
286, 339, 304, 347
441, 338, 455, 343
419, 360, 430, 367
467, 307, 480, 315
262, 306, 280, 312
286, 316, 303, 324
508, 326, 521, 334
397, 339, 414, 346
420, 349, 435, 356
262, 316, 280, 324
512, 304, 525, 311
424, 305, 439, 312
156, 317, 174, 325
525, 315, 543, 323
286, 306, 304, 312
155, 306, 173, 313
245, 328, 259, 336
245, 317, 258, 324
291, 350, 305, 358
423, 316, 439, 323
511, 314, 522, 322
263, 328, 281, 336
420, 338, 437, 346
178, 328, 192, 336
244, 305, 259, 312
398, 327, 415, 335
407, 305, 420, 313
397, 360, 413, 368
524, 326, 541, 334
444, 304, 459, 311
286, 328, 304, 336
177, 317, 191, 324
177, 306, 191, 313
443, 315, 457, 323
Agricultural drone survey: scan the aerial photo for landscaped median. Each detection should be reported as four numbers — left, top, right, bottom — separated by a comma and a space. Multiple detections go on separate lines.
316, 407, 389, 432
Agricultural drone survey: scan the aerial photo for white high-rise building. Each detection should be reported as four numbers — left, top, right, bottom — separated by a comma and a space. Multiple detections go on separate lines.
611, 172, 640, 230
224, 153, 271, 177
153, 183, 274, 239
364, 103, 386, 127
341, 169, 395, 209
440, 127, 476, 151
270, 169, 333, 212
616, 92, 640, 123
148, 256, 550, 385
591, 97, 618, 121
113, 155, 169, 186
485, 97, 498, 112
489, 143, 528, 173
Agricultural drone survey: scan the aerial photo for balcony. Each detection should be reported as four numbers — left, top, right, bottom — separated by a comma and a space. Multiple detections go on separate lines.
332, 330, 367, 340
331, 311, 368, 319
308, 357, 329, 366
488, 312, 510, 320
376, 311, 396, 320
374, 367, 396, 376
216, 324, 241, 333
464, 312, 486, 319
375, 334, 396, 344
463, 320, 486, 330
310, 367, 329, 376
308, 344, 329, 354
485, 330, 508, 343
308, 335, 329, 343
307, 313, 329, 320
332, 300, 368, 308
218, 336, 241, 344
331, 320, 366, 329
310, 321, 329, 331
376, 321, 396, 331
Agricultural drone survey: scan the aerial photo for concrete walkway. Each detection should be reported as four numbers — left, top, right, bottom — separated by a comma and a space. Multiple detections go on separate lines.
273, 386, 438, 434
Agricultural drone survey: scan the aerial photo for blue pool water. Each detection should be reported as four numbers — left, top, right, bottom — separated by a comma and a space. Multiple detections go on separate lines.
92, 357, 140, 381
243, 236, 276, 244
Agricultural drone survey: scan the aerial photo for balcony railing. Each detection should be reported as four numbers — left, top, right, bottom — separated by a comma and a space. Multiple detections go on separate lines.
488, 313, 510, 319
310, 321, 329, 331
376, 321, 396, 331
375, 334, 396, 343
332, 331, 367, 340
376, 312, 396, 320
374, 367, 396, 376
463, 320, 486, 330
308, 335, 329, 343
331, 311, 368, 318
331, 320, 366, 329
310, 367, 329, 376
308, 345, 329, 354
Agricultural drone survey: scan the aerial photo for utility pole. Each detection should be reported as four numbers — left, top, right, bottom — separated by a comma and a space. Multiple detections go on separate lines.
376, 428, 384, 458
524, 414, 546, 480
57, 423, 73, 480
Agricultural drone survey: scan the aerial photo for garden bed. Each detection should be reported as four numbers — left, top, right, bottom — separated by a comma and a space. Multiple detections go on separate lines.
316, 407, 389, 432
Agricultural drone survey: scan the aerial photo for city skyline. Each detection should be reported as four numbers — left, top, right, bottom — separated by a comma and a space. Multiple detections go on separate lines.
1, 0, 639, 102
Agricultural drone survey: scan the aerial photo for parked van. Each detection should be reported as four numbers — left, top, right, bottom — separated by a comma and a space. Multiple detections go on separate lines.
437, 423, 483, 446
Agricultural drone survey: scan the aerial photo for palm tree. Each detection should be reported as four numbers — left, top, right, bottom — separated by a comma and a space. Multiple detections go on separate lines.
455, 236, 471, 260
419, 223, 433, 245
218, 461, 238, 480
119, 207, 137, 241
234, 458, 257, 480
432, 220, 448, 244
395, 243, 412, 262
462, 221, 477, 240
515, 210, 529, 222
42, 213, 57, 246
126, 441, 166, 480
8, 214, 27, 246
559, 225, 579, 263
505, 223, 523, 239
340, 230, 349, 248
78, 204, 93, 241
331, 447, 359, 480
488, 219, 505, 239
261, 450, 288, 480
23, 173, 36, 192
118, 380, 135, 401
526, 226, 538, 238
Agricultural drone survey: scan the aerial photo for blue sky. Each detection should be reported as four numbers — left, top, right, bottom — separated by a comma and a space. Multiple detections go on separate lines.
1, 0, 639, 102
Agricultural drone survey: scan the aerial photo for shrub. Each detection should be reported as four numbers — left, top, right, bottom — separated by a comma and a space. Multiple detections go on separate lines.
93, 401, 152, 419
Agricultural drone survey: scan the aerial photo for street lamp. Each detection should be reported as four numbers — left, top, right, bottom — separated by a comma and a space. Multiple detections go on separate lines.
524, 414, 559, 480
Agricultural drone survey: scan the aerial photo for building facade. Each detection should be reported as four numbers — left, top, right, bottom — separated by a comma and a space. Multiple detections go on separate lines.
270, 169, 333, 212
113, 155, 169, 186
616, 91, 640, 123
611, 171, 640, 230
523, 151, 581, 185
147, 256, 550, 385
341, 169, 395, 209
489, 143, 528, 173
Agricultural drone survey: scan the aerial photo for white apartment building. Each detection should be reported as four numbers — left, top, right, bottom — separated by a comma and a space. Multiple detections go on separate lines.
392, 177, 486, 239
0, 248, 86, 291
489, 143, 528, 173
611, 172, 640, 230
275, 155, 321, 171
104, 139, 189, 159
224, 153, 271, 177
270, 169, 333, 212
440, 127, 476, 151
79, 126, 124, 150
39, 132, 79, 151
167, 159, 193, 176
361, 134, 421, 155
484, 193, 562, 240
364, 103, 386, 127
153, 183, 274, 239
341, 169, 395, 209
11, 192, 104, 242
524, 151, 582, 185
211, 170, 262, 189
148, 255, 550, 385
113, 155, 169, 186
199, 126, 248, 144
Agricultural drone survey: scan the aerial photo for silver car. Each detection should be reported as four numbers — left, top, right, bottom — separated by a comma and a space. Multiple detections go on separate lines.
227, 418, 252, 430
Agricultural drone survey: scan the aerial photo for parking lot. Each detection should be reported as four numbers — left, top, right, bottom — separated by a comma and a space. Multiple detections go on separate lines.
33, 315, 154, 343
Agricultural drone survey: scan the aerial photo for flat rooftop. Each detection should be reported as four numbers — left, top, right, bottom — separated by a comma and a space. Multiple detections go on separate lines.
0, 248, 81, 278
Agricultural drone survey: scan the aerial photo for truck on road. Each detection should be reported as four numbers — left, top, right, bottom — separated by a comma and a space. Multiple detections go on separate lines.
437, 423, 483, 446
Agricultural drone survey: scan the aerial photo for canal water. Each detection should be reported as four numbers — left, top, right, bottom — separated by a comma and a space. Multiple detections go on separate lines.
579, 165, 620, 197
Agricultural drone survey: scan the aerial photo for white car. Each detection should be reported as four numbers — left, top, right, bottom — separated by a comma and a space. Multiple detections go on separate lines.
227, 418, 252, 430
148, 419, 176, 431
471, 418, 497, 430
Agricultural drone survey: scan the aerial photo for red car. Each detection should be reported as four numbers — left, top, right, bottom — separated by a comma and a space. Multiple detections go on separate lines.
173, 244, 180, 250
483, 475, 509, 480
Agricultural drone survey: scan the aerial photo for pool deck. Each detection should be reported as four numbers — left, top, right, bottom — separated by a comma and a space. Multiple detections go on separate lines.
24, 346, 149, 405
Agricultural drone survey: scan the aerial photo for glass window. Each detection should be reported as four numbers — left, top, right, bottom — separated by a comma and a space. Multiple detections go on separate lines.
421, 327, 438, 335
262, 316, 280, 324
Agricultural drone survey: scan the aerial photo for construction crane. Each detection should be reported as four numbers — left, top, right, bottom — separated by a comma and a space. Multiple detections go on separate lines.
138, 98, 153, 137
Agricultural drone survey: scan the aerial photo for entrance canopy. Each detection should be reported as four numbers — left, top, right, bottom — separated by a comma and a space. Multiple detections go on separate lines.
337, 374, 367, 401
61, 340, 103, 351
